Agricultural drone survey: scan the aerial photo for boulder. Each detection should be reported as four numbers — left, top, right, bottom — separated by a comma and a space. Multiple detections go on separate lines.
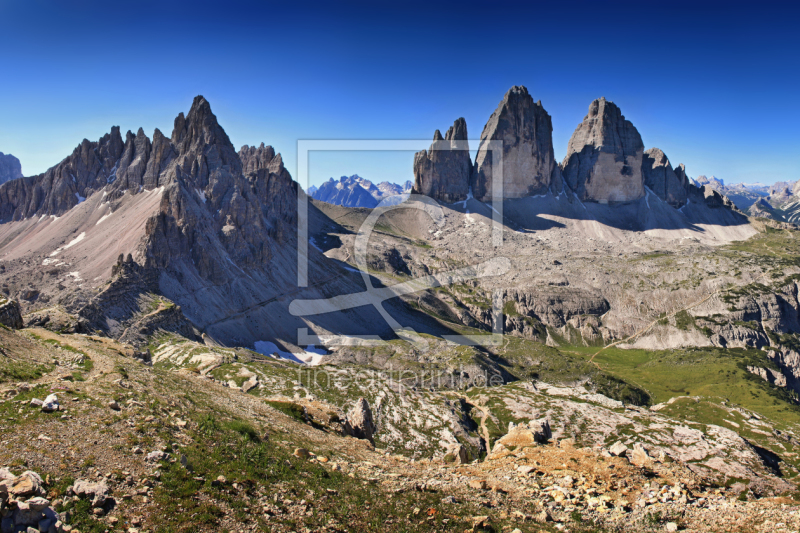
628, 443, 652, 467
22, 497, 50, 511
241, 375, 259, 393
292, 448, 311, 459
412, 118, 472, 203
609, 441, 629, 457
70, 479, 110, 507
562, 97, 645, 203
446, 443, 470, 464
41, 394, 58, 412
145, 450, 169, 463
0, 298, 23, 329
473, 86, 560, 200
342, 397, 376, 443
8, 471, 43, 498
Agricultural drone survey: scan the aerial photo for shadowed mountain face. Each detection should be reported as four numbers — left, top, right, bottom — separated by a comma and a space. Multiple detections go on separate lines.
413, 117, 473, 203
0, 152, 23, 185
0, 97, 456, 349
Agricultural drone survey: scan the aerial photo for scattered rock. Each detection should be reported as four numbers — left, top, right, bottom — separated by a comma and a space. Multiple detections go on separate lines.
293, 448, 311, 459
470, 515, 490, 531
41, 394, 59, 412
70, 479, 110, 507
609, 442, 629, 457
9, 471, 43, 498
468, 479, 488, 490
628, 443, 652, 467
145, 450, 169, 463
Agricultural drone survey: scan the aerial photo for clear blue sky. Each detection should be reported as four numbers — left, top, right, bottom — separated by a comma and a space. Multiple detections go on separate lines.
1, 0, 798, 187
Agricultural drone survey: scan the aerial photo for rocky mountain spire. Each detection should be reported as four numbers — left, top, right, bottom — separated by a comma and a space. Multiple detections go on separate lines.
0, 152, 23, 185
561, 97, 645, 203
116, 128, 152, 190
472, 86, 559, 201
412, 117, 472, 203
642, 148, 689, 207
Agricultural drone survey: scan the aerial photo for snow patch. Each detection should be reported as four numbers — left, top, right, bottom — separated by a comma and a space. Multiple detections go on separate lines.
308, 237, 322, 252
75, 192, 86, 203
95, 213, 112, 225
253, 341, 326, 365
64, 232, 86, 249
195, 188, 207, 203
107, 161, 119, 183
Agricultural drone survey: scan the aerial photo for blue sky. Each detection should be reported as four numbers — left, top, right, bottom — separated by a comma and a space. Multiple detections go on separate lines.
1, 0, 798, 187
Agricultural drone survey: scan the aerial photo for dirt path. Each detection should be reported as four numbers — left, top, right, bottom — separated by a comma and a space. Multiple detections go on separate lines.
464, 397, 492, 457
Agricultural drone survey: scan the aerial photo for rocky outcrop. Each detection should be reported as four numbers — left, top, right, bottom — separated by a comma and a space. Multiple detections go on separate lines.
692, 184, 739, 210
473, 86, 559, 200
0, 298, 23, 329
0, 152, 22, 185
747, 365, 788, 388
562, 97, 645, 204
505, 287, 610, 329
239, 143, 279, 175
342, 397, 376, 443
413, 118, 472, 203
642, 148, 689, 207
496, 418, 552, 447
749, 198, 777, 219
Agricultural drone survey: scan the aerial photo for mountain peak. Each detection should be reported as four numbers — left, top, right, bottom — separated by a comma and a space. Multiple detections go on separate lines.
0, 152, 23, 185
562, 97, 645, 203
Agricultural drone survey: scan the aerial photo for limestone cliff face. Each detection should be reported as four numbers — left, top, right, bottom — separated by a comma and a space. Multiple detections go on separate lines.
412, 117, 472, 203
642, 148, 689, 207
561, 97, 644, 204
472, 86, 559, 201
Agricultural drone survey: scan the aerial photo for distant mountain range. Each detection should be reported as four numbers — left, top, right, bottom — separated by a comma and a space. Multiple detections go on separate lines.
309, 175, 412, 208
694, 175, 799, 224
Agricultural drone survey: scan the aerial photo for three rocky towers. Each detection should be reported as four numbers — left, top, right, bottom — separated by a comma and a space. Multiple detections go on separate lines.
413, 85, 692, 208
